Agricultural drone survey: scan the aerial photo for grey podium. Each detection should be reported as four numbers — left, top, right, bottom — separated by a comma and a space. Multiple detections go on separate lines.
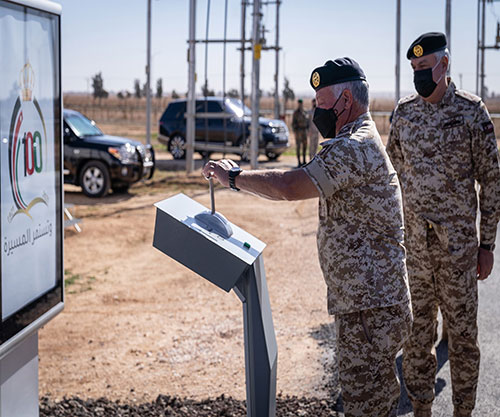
153, 193, 277, 417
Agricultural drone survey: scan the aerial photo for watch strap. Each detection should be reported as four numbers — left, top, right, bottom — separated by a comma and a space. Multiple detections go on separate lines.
229, 168, 241, 191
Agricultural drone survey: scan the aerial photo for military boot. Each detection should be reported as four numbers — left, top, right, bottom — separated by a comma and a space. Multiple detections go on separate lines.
453, 407, 472, 417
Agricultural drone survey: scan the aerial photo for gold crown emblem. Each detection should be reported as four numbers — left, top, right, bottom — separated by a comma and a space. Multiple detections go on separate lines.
312, 71, 320, 88
413, 45, 424, 58
19, 62, 35, 101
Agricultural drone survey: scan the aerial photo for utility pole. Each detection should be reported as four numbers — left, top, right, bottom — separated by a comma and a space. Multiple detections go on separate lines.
481, 0, 486, 98
476, 0, 481, 94
445, 0, 451, 73
250, 0, 261, 169
477, 0, 500, 98
273, 0, 281, 119
186, 0, 196, 173
395, 0, 401, 104
146, 0, 152, 146
240, 1, 246, 105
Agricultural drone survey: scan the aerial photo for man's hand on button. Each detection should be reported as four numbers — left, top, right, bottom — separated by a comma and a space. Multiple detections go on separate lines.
202, 159, 239, 188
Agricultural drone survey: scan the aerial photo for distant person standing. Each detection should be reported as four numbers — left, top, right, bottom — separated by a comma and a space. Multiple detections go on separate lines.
292, 98, 309, 167
308, 98, 320, 159
387, 32, 500, 417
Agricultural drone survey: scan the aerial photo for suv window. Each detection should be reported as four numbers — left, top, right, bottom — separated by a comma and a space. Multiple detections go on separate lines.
162, 102, 186, 120
196, 100, 223, 113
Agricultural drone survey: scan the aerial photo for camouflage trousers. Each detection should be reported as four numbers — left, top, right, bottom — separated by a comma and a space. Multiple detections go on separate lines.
336, 302, 412, 417
403, 228, 480, 415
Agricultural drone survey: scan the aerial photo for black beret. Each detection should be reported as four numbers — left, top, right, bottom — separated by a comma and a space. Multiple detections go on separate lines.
407, 32, 447, 59
310, 57, 366, 91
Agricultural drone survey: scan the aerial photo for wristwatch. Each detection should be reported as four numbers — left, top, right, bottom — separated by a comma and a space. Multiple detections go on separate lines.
479, 242, 496, 252
228, 166, 242, 191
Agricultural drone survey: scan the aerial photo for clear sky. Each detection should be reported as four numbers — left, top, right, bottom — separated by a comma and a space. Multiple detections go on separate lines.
58, 0, 500, 98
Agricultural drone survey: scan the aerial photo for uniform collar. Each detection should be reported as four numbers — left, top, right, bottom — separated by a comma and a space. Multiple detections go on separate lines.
320, 112, 371, 146
439, 77, 456, 107
417, 77, 456, 109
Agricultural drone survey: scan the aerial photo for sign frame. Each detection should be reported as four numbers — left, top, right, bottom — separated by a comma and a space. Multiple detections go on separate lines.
0, 0, 63, 358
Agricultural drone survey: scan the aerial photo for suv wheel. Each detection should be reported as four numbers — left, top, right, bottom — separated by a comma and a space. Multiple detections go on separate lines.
198, 151, 212, 160
169, 134, 186, 160
80, 160, 110, 198
266, 151, 279, 161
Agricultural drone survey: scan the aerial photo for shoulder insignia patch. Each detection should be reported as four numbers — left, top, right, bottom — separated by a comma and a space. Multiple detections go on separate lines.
455, 89, 481, 104
482, 121, 495, 135
398, 94, 418, 106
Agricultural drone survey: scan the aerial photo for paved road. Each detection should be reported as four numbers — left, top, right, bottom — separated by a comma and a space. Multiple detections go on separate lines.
396, 226, 500, 416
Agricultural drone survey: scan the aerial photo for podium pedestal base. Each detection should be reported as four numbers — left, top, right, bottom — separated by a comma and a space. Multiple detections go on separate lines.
0, 332, 39, 417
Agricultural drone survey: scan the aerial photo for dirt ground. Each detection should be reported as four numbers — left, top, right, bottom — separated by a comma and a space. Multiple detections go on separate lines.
38, 152, 339, 404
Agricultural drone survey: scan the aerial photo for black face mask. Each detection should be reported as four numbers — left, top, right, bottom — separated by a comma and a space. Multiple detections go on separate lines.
413, 60, 444, 98
313, 94, 345, 139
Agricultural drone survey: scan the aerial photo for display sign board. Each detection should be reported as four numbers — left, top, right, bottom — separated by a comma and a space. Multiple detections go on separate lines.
0, 0, 63, 354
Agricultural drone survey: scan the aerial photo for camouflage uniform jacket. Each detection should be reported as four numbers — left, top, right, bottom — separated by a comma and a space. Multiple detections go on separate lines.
304, 112, 410, 315
387, 81, 500, 269
292, 108, 309, 131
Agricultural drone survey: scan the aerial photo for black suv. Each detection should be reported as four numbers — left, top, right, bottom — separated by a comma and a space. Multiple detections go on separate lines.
63, 109, 155, 197
158, 97, 289, 161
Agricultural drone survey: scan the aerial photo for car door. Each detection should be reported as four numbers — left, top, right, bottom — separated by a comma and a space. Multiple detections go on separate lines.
63, 122, 80, 181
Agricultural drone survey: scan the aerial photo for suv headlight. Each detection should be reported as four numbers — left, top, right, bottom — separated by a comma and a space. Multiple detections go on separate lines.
108, 143, 138, 163
263, 126, 278, 134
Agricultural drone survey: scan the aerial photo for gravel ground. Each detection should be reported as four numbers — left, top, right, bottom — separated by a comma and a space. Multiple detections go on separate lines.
40, 394, 340, 417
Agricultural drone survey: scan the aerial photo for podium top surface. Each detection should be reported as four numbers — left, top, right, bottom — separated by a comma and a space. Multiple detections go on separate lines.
154, 193, 266, 266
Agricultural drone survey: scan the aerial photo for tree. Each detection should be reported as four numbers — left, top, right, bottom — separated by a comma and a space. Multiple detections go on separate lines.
227, 88, 240, 98
282, 77, 295, 110
171, 89, 180, 99
117, 91, 124, 99
134, 79, 142, 98
201, 82, 215, 97
91, 72, 108, 100
156, 78, 163, 99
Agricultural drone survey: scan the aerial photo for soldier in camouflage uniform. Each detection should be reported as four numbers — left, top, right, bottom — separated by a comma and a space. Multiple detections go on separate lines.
387, 32, 500, 417
203, 57, 412, 417
292, 99, 309, 167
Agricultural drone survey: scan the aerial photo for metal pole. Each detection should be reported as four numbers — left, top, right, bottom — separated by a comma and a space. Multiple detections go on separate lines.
186, 0, 196, 173
250, 0, 261, 169
146, 0, 152, 146
273, 0, 280, 119
445, 0, 451, 73
476, 0, 481, 94
241, 1, 246, 104
395, 0, 401, 104
481, 0, 486, 98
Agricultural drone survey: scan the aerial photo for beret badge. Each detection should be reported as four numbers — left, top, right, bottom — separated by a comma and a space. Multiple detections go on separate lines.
413, 45, 424, 58
312, 71, 320, 88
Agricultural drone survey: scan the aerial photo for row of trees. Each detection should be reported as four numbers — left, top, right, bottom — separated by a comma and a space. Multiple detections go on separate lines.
91, 72, 296, 103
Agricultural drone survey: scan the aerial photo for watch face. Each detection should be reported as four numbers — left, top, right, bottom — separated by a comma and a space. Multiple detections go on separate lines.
230, 167, 242, 174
